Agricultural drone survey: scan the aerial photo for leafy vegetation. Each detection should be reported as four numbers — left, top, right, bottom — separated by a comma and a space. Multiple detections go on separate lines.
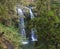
0, 0, 60, 49
31, 0, 60, 49
0, 23, 21, 48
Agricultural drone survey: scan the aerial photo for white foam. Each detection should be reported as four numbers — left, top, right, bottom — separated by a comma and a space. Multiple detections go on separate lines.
22, 41, 28, 45
31, 36, 37, 41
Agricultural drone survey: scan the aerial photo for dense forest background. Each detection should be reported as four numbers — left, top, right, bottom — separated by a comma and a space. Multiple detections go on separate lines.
0, 0, 60, 49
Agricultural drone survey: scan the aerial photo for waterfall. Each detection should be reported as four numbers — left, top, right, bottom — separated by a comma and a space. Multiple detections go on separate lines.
30, 9, 34, 19
17, 6, 37, 45
17, 8, 28, 44
17, 8, 24, 16
29, 8, 38, 41
31, 29, 37, 41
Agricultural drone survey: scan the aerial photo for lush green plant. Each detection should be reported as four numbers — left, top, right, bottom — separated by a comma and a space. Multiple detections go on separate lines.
29, 0, 60, 49
0, 23, 21, 48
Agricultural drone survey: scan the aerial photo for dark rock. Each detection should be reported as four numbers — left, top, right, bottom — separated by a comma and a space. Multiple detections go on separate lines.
0, 32, 4, 37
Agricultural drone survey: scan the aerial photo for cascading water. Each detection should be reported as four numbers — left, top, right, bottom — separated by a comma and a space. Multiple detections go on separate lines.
29, 8, 38, 41
17, 5, 37, 44
17, 8, 28, 45
31, 29, 37, 41
30, 9, 34, 19
17, 6, 38, 49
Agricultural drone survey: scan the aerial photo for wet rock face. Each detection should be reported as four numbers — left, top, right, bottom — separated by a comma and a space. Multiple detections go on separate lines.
22, 8, 30, 16
22, 8, 30, 20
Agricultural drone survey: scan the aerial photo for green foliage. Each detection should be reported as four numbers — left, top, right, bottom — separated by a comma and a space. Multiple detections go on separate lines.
47, 11, 54, 16
20, 0, 35, 6
30, 17, 60, 49
0, 23, 21, 47
0, 0, 60, 49
29, 0, 60, 49
0, 0, 20, 27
